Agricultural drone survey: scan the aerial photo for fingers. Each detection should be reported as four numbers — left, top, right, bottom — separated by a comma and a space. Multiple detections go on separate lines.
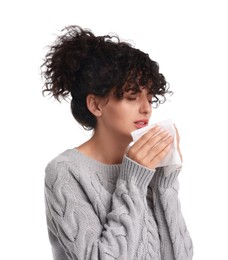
127, 126, 174, 169
138, 130, 172, 159
147, 136, 173, 168
131, 126, 162, 151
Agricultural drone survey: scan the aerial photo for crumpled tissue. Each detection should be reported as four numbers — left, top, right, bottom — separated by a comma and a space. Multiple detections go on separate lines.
131, 119, 182, 177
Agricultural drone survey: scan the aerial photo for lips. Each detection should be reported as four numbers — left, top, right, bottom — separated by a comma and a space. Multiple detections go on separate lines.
134, 119, 148, 129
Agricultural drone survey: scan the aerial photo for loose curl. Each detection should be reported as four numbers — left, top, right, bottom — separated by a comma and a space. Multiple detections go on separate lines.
41, 25, 172, 130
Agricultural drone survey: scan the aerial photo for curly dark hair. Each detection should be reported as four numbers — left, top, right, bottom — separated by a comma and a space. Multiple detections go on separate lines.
41, 25, 172, 130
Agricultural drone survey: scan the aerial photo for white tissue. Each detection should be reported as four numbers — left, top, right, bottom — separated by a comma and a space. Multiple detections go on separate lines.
131, 119, 182, 177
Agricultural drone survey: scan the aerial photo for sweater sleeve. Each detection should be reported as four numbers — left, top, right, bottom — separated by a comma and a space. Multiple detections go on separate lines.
149, 167, 193, 260
44, 156, 156, 260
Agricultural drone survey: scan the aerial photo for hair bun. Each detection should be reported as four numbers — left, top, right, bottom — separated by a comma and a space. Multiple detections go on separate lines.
41, 25, 101, 101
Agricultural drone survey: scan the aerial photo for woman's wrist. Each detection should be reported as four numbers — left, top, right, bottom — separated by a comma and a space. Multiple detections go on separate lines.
119, 155, 156, 190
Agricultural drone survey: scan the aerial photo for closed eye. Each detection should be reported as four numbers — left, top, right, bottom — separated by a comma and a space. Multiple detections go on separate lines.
125, 92, 138, 100
127, 96, 137, 100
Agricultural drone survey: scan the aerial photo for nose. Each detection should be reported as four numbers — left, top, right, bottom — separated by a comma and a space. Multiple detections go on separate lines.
139, 96, 152, 115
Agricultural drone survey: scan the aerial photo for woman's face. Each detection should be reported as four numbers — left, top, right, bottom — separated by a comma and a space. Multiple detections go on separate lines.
97, 88, 152, 141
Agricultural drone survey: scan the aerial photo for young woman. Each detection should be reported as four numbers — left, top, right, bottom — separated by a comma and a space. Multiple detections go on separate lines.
42, 25, 193, 260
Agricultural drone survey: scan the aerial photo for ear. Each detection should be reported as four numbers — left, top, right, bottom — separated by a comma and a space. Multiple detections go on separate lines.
86, 94, 103, 117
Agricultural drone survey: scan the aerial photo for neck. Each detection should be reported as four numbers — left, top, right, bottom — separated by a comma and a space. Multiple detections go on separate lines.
77, 129, 131, 165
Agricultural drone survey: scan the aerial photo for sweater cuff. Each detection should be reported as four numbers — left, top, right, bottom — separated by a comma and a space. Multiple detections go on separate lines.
151, 167, 181, 189
119, 155, 155, 190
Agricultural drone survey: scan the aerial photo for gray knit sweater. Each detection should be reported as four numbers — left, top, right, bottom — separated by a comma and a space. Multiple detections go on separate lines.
44, 148, 193, 260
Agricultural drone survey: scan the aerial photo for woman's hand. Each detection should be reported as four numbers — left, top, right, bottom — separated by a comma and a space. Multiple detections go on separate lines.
127, 126, 174, 169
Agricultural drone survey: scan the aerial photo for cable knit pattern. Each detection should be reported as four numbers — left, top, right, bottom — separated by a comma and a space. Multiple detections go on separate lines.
150, 167, 193, 260
44, 148, 193, 260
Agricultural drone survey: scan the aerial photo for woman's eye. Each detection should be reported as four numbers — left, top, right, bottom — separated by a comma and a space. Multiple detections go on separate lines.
127, 97, 137, 100
125, 93, 138, 100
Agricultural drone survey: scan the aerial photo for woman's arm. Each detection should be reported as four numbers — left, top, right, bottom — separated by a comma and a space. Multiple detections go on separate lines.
45, 156, 157, 260
149, 167, 193, 260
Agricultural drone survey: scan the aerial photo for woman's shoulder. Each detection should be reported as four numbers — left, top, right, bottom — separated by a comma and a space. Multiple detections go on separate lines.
44, 148, 81, 189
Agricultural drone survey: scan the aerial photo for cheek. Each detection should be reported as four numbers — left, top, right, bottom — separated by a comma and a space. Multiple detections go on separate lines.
104, 99, 134, 120
102, 107, 122, 122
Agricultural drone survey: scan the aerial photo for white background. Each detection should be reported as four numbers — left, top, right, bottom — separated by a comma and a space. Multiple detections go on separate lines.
0, 0, 227, 259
